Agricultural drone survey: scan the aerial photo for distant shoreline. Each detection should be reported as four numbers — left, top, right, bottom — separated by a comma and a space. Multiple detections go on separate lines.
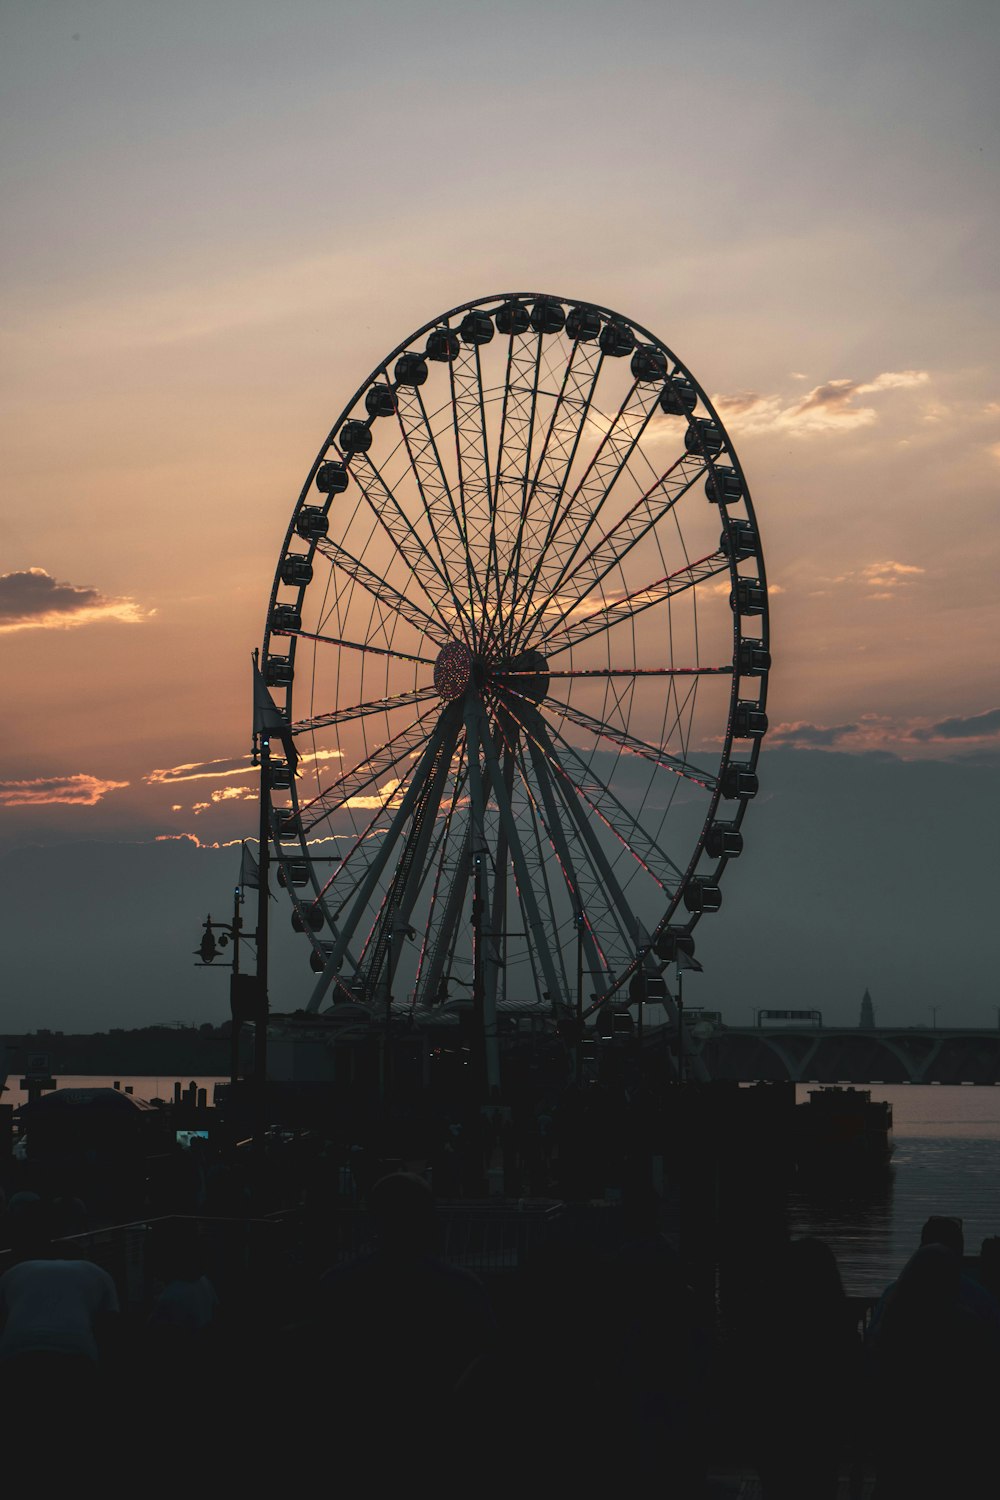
2, 1025, 230, 1079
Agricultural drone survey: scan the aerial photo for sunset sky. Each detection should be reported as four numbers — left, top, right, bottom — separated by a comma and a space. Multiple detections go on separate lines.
2, 0, 998, 1033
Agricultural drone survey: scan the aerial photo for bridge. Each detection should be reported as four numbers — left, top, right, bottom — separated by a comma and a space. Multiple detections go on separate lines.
687, 1025, 1000, 1085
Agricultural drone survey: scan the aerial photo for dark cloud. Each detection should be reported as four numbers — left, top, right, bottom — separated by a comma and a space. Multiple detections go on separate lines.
0, 568, 100, 621
0, 568, 148, 631
795, 379, 858, 412
769, 722, 858, 746
713, 391, 764, 414
911, 707, 1000, 741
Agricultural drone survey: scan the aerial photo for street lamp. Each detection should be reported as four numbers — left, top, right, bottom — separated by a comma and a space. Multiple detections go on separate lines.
930, 1006, 939, 1030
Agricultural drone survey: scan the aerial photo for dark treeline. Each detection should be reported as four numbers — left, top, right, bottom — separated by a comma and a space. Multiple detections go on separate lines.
3, 1024, 230, 1077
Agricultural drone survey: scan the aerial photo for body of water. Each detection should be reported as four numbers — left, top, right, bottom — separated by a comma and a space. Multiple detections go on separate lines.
787, 1083, 1000, 1296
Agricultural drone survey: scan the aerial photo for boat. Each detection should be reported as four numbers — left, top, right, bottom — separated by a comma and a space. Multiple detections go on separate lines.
794, 1086, 893, 1173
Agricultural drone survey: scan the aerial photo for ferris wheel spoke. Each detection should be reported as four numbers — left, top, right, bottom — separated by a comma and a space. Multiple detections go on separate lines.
513, 452, 707, 651
445, 346, 495, 640
295, 704, 441, 833
485, 331, 542, 642
289, 685, 438, 736
312, 803, 395, 913
513, 377, 662, 638
503, 689, 679, 921
313, 536, 451, 648
509, 666, 734, 684
538, 714, 686, 886
484, 326, 541, 651
537, 693, 717, 791
310, 769, 434, 935
412, 746, 469, 1000
505, 339, 605, 631
279, 626, 437, 669
538, 551, 730, 657
394, 382, 481, 637
310, 706, 464, 995
540, 736, 653, 961
511, 732, 613, 989
350, 452, 471, 640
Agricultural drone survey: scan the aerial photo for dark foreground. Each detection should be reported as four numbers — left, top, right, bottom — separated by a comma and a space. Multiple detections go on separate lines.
2, 1070, 1000, 1496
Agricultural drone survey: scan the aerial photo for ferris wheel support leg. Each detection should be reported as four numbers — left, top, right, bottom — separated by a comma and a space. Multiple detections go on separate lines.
464, 705, 501, 1096
535, 722, 710, 1082
305, 708, 457, 1011
483, 749, 515, 1032
377, 719, 460, 1002
472, 701, 568, 1015
416, 733, 499, 1010
523, 737, 608, 993
519, 757, 572, 1005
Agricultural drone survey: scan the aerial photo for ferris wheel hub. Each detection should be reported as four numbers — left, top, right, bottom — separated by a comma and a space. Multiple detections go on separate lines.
434, 640, 473, 700
497, 650, 550, 703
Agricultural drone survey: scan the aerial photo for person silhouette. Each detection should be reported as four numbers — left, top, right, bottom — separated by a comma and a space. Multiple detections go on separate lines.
867, 1236, 1000, 1497
312, 1172, 495, 1485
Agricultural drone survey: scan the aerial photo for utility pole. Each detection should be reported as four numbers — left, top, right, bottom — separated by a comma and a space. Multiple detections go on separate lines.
254, 678, 271, 1153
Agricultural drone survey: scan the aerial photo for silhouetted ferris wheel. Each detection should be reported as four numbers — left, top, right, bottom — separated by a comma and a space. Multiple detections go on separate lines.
259, 293, 769, 1057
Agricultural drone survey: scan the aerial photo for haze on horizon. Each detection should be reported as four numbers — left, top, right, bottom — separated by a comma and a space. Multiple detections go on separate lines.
1, 0, 998, 1033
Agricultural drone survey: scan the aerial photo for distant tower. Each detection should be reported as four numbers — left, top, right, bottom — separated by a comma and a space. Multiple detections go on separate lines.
859, 988, 875, 1029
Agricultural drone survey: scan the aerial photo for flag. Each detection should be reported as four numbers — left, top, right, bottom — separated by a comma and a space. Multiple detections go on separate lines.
239, 840, 259, 891
252, 656, 298, 777
677, 948, 703, 973
238, 838, 275, 901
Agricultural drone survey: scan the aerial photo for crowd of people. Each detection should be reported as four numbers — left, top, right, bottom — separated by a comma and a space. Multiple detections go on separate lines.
2, 1133, 999, 1496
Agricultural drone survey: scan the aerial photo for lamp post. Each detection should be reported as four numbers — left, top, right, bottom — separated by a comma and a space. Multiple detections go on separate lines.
930, 1005, 939, 1031
193, 882, 249, 1087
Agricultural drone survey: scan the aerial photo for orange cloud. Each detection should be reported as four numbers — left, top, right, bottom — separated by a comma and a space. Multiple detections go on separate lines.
861, 561, 925, 596
0, 773, 129, 807
344, 777, 404, 810
0, 568, 151, 633
147, 746, 341, 785
712, 370, 930, 437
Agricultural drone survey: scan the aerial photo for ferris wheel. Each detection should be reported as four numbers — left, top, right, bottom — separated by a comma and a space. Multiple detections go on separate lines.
259, 292, 769, 1050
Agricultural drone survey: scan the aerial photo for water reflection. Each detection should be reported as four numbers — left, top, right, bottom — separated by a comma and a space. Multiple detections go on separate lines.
787, 1168, 896, 1296
786, 1138, 1000, 1295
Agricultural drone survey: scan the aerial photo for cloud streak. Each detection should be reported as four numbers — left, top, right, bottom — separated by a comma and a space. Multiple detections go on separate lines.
146, 746, 342, 785
0, 568, 151, 633
768, 722, 859, 747
713, 370, 929, 437
0, 773, 130, 807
